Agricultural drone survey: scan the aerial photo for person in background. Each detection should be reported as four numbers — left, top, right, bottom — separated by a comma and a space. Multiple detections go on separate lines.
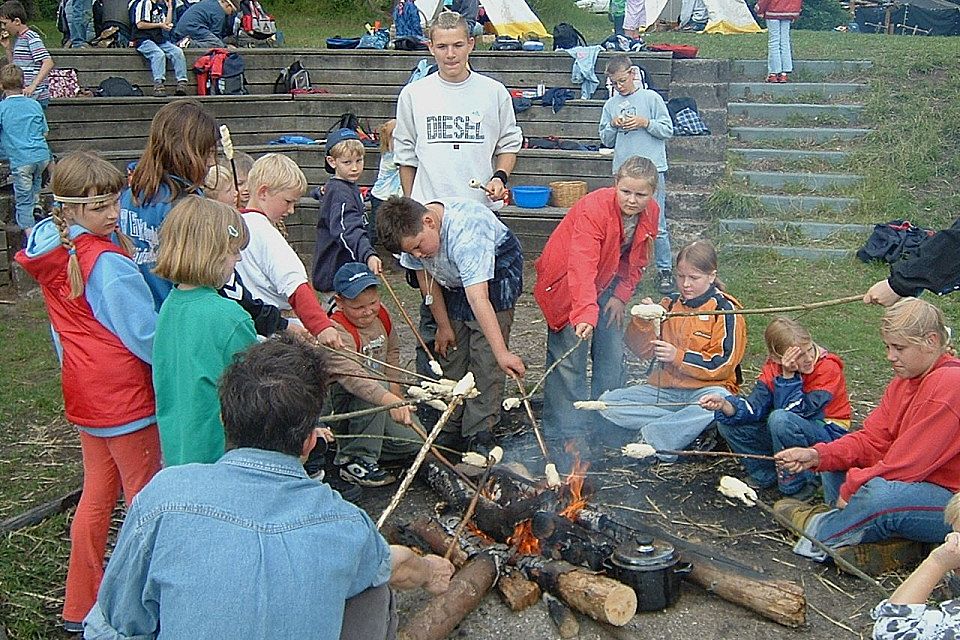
129, 0, 188, 97
370, 119, 402, 246
756, 0, 801, 82
173, 0, 236, 48
0, 0, 55, 108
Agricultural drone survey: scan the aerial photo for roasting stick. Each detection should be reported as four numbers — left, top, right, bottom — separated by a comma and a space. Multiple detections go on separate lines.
468, 178, 497, 198
377, 373, 476, 529
318, 397, 444, 423
378, 273, 444, 377
406, 421, 478, 493
512, 374, 562, 488
316, 342, 437, 385
218, 125, 242, 209
664, 294, 863, 318
524, 337, 585, 400
622, 443, 776, 462
337, 370, 419, 387
575, 400, 700, 409
443, 447, 503, 560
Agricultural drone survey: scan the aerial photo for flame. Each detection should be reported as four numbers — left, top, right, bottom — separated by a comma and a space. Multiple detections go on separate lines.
467, 521, 495, 544
507, 519, 541, 555
559, 441, 590, 521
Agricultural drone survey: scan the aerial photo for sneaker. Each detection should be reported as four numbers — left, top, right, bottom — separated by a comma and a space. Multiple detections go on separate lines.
657, 270, 677, 295
778, 73, 789, 83
339, 458, 396, 487
773, 497, 830, 532
175, 80, 188, 96
765, 73, 779, 83
153, 83, 167, 97
834, 538, 927, 576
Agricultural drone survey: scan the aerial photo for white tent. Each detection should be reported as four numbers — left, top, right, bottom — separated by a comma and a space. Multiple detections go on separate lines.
414, 0, 550, 38
641, 0, 762, 33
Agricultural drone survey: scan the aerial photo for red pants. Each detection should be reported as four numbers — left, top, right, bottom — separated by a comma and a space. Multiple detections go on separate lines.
62, 425, 161, 623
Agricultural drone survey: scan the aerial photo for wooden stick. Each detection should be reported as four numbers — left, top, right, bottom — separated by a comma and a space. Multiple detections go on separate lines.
0, 488, 82, 535
336, 370, 418, 387
378, 273, 439, 366
444, 457, 496, 560
317, 342, 436, 384
525, 336, 584, 399
665, 294, 863, 318
405, 421, 478, 493
659, 448, 777, 462
752, 496, 890, 598
317, 397, 425, 423
512, 373, 559, 486
377, 393, 466, 529
468, 178, 497, 197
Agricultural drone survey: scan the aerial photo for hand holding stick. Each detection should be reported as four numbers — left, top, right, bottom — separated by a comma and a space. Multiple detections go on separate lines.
468, 178, 497, 198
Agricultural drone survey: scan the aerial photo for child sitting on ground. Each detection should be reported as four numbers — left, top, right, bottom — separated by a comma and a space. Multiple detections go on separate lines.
600, 53, 675, 295
700, 317, 851, 498
235, 152, 341, 347
152, 195, 257, 465
0, 0, 54, 109
204, 162, 238, 206
872, 492, 960, 639
378, 195, 525, 455
129, 0, 188, 97
370, 119, 401, 245
313, 262, 419, 488
0, 64, 51, 235
311, 128, 381, 299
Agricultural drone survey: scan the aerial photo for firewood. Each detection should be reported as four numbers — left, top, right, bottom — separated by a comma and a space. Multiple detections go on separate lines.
553, 568, 636, 627
396, 553, 499, 640
0, 488, 82, 534
543, 592, 579, 638
497, 569, 541, 611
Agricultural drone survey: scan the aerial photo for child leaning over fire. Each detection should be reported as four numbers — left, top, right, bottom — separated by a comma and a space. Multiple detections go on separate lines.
596, 240, 747, 460
311, 128, 381, 300
15, 151, 162, 633
699, 317, 851, 499
377, 194, 525, 455
235, 152, 342, 348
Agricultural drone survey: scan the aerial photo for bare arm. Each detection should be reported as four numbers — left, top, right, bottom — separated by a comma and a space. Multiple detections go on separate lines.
889, 532, 960, 604
415, 269, 455, 358
389, 546, 454, 594
399, 165, 417, 198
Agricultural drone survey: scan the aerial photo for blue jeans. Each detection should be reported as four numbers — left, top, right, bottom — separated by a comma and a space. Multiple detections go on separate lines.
766, 19, 793, 74
653, 172, 672, 272
717, 410, 848, 494
542, 288, 626, 441
137, 40, 188, 83
69, 0, 93, 47
598, 384, 728, 457
13, 161, 48, 230
795, 477, 953, 560
185, 34, 227, 48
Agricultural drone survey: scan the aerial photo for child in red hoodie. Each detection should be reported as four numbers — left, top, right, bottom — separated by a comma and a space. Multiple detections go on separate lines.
756, 0, 802, 83
701, 316, 851, 498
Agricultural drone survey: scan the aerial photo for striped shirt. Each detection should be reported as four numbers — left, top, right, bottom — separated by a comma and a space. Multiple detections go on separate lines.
12, 29, 51, 103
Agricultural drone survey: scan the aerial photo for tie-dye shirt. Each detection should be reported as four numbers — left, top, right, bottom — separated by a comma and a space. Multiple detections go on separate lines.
872, 599, 960, 640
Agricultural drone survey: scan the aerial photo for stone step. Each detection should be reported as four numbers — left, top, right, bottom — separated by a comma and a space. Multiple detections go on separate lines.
724, 244, 854, 260
730, 126, 872, 143
730, 60, 873, 81
728, 102, 863, 125
730, 148, 851, 165
668, 82, 728, 109
729, 82, 867, 101
718, 218, 872, 239
755, 193, 860, 213
732, 170, 863, 190
670, 59, 731, 84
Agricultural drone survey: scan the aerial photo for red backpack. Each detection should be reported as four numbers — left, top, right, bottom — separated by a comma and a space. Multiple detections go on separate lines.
193, 48, 248, 96
331, 306, 393, 351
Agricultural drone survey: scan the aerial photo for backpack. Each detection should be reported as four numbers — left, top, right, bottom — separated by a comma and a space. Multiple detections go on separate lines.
238, 0, 277, 39
393, 0, 424, 38
856, 220, 934, 265
491, 36, 522, 51
96, 76, 144, 97
357, 28, 390, 49
552, 22, 586, 50
330, 307, 393, 351
47, 68, 81, 98
667, 97, 710, 135
193, 48, 248, 96
274, 59, 311, 93
329, 112, 376, 146
393, 35, 428, 51
406, 59, 438, 84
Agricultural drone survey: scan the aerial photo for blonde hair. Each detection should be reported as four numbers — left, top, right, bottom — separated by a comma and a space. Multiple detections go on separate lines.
379, 119, 397, 153
429, 10, 470, 39
676, 240, 725, 292
881, 297, 950, 350
154, 196, 249, 287
614, 156, 658, 192
247, 153, 307, 195
946, 492, 960, 529
204, 163, 236, 205
328, 138, 365, 161
764, 317, 813, 359
0, 64, 24, 91
51, 152, 130, 299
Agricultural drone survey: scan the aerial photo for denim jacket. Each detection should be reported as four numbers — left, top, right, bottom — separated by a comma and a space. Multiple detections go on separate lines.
84, 448, 392, 639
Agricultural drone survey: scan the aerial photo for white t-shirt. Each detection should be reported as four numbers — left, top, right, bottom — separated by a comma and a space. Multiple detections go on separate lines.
393, 71, 523, 208
235, 211, 308, 310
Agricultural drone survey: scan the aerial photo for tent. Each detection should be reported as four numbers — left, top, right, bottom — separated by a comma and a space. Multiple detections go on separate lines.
414, 0, 550, 38
640, 0, 763, 33
855, 0, 960, 35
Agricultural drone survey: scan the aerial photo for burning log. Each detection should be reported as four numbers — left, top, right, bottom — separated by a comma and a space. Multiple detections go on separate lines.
531, 510, 616, 571
543, 592, 579, 639
497, 569, 541, 611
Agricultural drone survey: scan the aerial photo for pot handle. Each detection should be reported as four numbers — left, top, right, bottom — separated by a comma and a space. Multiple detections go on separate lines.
674, 562, 693, 576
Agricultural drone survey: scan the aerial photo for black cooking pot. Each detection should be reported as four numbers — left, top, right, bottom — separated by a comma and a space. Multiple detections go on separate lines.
606, 536, 692, 611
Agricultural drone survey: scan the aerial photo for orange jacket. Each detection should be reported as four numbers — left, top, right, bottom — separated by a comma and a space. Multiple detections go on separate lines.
625, 287, 747, 394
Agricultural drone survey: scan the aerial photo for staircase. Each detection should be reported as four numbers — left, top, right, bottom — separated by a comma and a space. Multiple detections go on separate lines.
721, 59, 874, 259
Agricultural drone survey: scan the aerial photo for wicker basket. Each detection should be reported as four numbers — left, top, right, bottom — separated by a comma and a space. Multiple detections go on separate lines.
549, 180, 587, 208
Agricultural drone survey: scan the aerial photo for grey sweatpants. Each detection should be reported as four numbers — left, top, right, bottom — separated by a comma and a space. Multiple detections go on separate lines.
340, 584, 397, 640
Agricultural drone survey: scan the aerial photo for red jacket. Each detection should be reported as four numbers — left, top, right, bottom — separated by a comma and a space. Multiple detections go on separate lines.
814, 354, 960, 502
15, 235, 156, 428
756, 351, 851, 425
756, 0, 802, 20
533, 187, 659, 331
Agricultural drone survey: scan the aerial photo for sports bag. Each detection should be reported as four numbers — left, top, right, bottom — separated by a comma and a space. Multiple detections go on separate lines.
357, 28, 390, 49
646, 43, 699, 58
48, 68, 81, 98
193, 48, 248, 96
238, 0, 277, 39
96, 76, 143, 97
552, 22, 586, 50
492, 36, 522, 50
274, 59, 311, 93
325, 36, 361, 49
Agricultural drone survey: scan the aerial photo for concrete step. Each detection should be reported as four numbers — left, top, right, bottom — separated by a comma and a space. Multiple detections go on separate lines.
730, 126, 872, 143
671, 59, 731, 84
755, 193, 860, 213
724, 244, 854, 260
730, 60, 873, 81
732, 170, 863, 191
667, 82, 728, 109
719, 218, 872, 240
730, 148, 851, 165
728, 102, 863, 124
729, 82, 867, 101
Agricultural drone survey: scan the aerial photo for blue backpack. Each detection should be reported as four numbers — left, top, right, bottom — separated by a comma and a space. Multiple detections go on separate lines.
393, 0, 424, 38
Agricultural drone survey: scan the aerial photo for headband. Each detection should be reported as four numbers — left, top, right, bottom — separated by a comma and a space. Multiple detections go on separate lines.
54, 193, 119, 205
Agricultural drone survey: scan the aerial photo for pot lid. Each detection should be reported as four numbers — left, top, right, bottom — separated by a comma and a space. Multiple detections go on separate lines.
610, 536, 677, 568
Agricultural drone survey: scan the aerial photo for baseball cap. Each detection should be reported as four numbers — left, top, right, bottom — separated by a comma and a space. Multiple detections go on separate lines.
334, 262, 379, 299
324, 128, 361, 174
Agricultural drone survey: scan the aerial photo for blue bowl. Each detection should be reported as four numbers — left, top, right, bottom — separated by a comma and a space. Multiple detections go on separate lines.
511, 185, 551, 208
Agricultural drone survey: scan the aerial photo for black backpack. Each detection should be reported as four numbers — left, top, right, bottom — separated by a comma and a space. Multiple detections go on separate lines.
96, 76, 144, 97
491, 36, 522, 51
274, 60, 311, 93
552, 22, 586, 50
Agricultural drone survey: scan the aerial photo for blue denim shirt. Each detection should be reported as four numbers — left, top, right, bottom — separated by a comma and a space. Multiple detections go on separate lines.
83, 448, 392, 639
